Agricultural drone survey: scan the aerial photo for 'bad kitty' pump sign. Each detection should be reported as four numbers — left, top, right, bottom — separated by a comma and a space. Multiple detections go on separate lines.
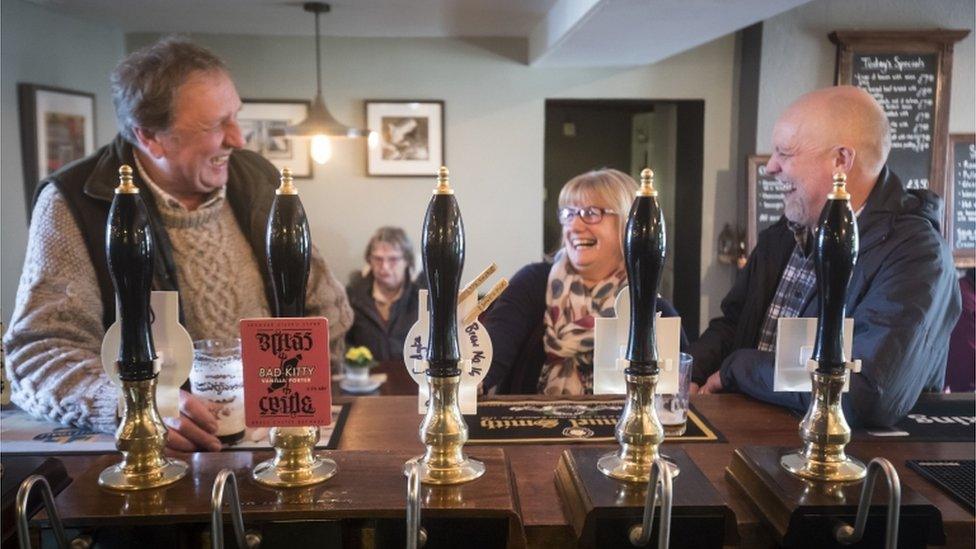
240, 317, 332, 427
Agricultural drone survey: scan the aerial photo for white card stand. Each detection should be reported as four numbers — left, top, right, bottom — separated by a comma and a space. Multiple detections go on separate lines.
101, 291, 193, 419
403, 289, 493, 414
593, 287, 681, 395
773, 317, 859, 392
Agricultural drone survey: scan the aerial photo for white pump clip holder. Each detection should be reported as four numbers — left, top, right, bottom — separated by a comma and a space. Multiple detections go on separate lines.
100, 291, 193, 419
403, 289, 493, 414
773, 317, 858, 392
593, 287, 681, 395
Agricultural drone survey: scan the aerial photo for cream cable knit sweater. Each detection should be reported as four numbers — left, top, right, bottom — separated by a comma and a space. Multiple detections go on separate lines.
3, 184, 352, 432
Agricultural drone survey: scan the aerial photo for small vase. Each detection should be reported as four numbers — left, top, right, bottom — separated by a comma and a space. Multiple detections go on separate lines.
345, 363, 371, 385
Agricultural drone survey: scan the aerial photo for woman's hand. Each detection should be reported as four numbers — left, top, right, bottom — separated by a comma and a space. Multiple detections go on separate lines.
164, 390, 222, 452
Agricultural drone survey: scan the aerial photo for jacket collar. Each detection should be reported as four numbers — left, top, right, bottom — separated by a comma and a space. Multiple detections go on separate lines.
855, 166, 943, 254
83, 135, 139, 202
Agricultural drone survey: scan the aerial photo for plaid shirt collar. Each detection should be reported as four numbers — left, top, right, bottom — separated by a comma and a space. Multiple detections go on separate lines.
756, 234, 817, 352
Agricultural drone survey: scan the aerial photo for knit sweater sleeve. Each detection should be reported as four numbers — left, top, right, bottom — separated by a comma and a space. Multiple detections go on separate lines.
306, 245, 354, 371
2, 185, 118, 432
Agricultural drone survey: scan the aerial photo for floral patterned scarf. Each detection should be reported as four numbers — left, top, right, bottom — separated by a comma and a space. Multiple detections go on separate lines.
539, 250, 627, 395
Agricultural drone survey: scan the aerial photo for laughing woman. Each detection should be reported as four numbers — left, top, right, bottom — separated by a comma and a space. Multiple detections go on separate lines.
482, 168, 684, 395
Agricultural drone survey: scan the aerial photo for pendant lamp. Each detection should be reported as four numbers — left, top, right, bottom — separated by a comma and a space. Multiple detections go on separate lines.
288, 2, 372, 164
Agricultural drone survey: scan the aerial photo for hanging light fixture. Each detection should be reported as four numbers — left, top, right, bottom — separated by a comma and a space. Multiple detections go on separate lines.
289, 2, 372, 164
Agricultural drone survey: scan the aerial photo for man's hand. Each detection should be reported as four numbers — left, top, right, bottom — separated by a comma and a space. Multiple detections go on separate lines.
699, 371, 724, 394
164, 390, 222, 452
689, 382, 700, 394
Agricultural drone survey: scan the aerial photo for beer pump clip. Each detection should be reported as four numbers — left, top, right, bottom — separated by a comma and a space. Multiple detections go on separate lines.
403, 263, 506, 414
101, 291, 194, 419
592, 289, 682, 395
772, 317, 859, 392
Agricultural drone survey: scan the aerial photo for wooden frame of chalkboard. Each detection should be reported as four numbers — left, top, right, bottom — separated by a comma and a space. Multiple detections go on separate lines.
746, 154, 781, 254
947, 133, 975, 268
830, 29, 969, 204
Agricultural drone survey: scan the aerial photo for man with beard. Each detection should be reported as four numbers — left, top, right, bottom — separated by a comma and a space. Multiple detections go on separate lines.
689, 86, 960, 428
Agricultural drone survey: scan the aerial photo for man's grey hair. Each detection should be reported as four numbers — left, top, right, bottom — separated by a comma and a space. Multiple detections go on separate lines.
364, 226, 416, 278
111, 36, 228, 144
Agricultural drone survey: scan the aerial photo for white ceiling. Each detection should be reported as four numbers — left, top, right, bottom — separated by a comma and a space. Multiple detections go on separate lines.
27, 0, 559, 37
28, 0, 814, 66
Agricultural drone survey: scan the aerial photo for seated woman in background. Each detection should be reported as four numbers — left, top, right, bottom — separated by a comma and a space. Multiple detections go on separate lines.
482, 168, 684, 395
346, 227, 421, 361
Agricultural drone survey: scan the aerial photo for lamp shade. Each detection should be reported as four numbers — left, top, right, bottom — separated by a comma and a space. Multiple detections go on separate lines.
287, 93, 369, 138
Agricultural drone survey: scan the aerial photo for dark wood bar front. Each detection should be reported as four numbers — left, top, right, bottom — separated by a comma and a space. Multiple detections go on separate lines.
339, 393, 975, 548
12, 391, 974, 548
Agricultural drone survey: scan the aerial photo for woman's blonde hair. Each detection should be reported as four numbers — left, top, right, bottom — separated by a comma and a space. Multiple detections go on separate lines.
558, 168, 638, 245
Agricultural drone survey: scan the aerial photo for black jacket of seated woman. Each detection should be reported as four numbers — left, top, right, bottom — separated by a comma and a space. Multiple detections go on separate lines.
482, 259, 685, 394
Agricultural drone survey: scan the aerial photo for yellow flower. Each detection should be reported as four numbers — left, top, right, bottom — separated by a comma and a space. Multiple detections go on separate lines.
344, 346, 374, 365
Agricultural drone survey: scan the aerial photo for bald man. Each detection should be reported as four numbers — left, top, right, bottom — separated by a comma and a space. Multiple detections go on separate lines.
689, 86, 961, 427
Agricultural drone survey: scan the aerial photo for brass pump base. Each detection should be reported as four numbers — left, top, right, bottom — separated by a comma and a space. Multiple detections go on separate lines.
781, 370, 866, 482
403, 455, 485, 486
598, 372, 679, 483
99, 460, 188, 491
253, 426, 337, 487
780, 451, 866, 482
99, 378, 188, 491
406, 374, 485, 485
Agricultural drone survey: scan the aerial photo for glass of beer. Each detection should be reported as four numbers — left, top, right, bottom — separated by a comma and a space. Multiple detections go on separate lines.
190, 338, 246, 445
655, 352, 693, 436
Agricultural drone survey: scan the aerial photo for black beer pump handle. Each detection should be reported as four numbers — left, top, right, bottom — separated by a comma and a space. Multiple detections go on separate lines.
106, 165, 157, 381
422, 167, 464, 377
624, 169, 667, 376
266, 168, 311, 318
812, 172, 859, 374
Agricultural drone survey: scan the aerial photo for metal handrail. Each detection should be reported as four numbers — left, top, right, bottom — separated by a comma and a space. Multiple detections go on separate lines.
628, 458, 674, 548
211, 469, 260, 549
406, 461, 426, 549
16, 475, 69, 549
834, 457, 901, 549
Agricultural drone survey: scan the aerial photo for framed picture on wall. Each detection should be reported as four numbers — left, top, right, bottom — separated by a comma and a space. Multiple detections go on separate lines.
239, 99, 312, 178
18, 83, 96, 214
365, 100, 444, 176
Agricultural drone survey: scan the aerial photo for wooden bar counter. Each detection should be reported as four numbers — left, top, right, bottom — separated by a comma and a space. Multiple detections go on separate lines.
339, 392, 974, 548
11, 381, 974, 547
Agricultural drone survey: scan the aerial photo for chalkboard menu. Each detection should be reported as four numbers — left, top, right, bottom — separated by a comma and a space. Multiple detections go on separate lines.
831, 29, 969, 203
947, 134, 976, 267
851, 53, 937, 190
746, 154, 784, 252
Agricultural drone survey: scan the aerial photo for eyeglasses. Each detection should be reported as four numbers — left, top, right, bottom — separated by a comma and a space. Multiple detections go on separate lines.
369, 255, 404, 266
557, 206, 617, 225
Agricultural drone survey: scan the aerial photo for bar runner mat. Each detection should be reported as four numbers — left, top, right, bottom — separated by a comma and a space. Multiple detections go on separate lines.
466, 399, 723, 444
0, 403, 350, 454
858, 398, 975, 442
906, 460, 975, 513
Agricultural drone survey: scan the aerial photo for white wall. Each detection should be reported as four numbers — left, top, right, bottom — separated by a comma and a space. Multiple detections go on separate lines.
9, 0, 968, 334
127, 33, 739, 330
0, 0, 124, 325
758, 0, 976, 151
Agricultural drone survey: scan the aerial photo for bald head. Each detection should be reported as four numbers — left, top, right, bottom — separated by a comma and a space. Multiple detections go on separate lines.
782, 86, 891, 177
767, 86, 891, 228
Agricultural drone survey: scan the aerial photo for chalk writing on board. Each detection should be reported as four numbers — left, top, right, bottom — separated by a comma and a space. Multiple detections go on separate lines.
952, 141, 976, 250
852, 53, 937, 190
755, 161, 787, 232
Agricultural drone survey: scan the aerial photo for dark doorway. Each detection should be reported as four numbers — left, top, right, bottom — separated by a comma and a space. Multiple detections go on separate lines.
544, 99, 704, 338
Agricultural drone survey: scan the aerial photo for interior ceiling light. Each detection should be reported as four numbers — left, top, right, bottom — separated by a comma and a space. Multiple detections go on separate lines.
288, 2, 371, 164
